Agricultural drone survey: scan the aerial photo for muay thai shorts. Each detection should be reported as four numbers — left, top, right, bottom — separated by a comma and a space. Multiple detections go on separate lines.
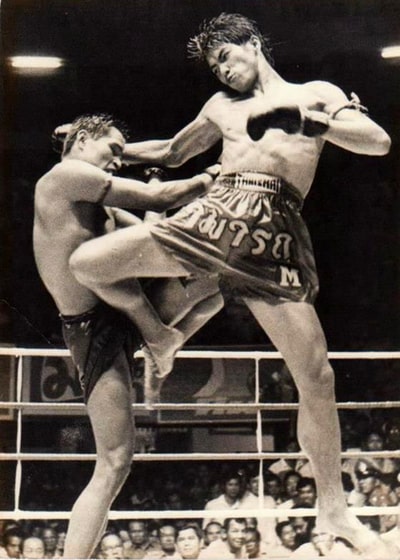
60, 303, 137, 403
149, 172, 319, 304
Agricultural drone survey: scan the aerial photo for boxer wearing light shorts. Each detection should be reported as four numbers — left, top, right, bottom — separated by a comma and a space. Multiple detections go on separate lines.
69, 14, 393, 558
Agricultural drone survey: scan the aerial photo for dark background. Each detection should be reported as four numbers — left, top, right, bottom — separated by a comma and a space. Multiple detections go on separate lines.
1, 0, 399, 349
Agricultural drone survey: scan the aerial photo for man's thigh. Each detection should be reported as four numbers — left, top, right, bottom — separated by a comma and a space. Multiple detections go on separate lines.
73, 222, 190, 280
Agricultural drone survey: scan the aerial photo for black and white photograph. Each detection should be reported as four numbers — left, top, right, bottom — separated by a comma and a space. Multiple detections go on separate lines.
0, 0, 399, 558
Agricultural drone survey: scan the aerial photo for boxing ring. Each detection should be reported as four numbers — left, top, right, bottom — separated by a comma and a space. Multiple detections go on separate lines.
0, 347, 399, 522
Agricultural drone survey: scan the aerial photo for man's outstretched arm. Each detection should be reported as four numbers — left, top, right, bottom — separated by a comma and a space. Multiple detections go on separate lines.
123, 111, 222, 167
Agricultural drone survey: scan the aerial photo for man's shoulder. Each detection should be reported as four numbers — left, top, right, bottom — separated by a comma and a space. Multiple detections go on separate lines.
302, 79, 348, 104
201, 91, 233, 115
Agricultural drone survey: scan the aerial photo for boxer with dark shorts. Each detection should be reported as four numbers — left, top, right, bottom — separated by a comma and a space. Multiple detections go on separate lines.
150, 172, 319, 303
61, 303, 137, 403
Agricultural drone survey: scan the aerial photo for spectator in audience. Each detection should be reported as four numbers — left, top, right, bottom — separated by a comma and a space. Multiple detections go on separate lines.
175, 524, 203, 560
98, 532, 124, 559
147, 521, 161, 549
203, 470, 245, 528
21, 537, 45, 560
282, 471, 302, 503
367, 489, 398, 534
243, 527, 268, 558
54, 522, 67, 557
163, 492, 185, 511
125, 520, 160, 559
242, 470, 277, 546
263, 473, 282, 504
347, 460, 385, 507
200, 518, 246, 559
292, 528, 356, 557
268, 521, 297, 558
289, 510, 315, 547
145, 523, 178, 558
295, 478, 317, 508
41, 526, 58, 558
0, 529, 23, 559
202, 522, 223, 546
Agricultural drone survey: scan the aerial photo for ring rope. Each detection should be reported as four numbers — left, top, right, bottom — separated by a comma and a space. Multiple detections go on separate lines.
1, 450, 400, 461
0, 347, 400, 359
0, 506, 398, 521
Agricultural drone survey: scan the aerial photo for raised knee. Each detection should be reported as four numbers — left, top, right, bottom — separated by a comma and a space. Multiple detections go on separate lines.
69, 245, 100, 286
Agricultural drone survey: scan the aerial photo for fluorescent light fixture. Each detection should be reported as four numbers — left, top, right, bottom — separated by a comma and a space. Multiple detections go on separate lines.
381, 46, 400, 59
10, 56, 63, 69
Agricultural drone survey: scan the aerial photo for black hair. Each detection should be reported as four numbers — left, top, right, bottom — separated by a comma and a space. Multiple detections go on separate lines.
187, 13, 274, 66
62, 113, 129, 156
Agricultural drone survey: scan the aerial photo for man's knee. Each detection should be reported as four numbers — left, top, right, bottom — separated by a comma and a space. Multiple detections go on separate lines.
296, 347, 335, 396
69, 244, 104, 285
97, 444, 133, 485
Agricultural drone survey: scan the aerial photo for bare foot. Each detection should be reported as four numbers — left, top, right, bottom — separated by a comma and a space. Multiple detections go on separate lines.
318, 510, 399, 559
142, 346, 165, 410
146, 326, 184, 378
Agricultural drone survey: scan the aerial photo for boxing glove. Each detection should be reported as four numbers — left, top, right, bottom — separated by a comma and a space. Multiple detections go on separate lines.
247, 106, 329, 141
51, 123, 72, 152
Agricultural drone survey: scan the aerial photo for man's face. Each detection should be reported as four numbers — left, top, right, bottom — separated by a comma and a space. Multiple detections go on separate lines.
244, 532, 259, 558
128, 522, 146, 546
297, 484, 316, 506
100, 534, 124, 559
176, 528, 201, 559
357, 474, 377, 495
159, 526, 176, 553
42, 529, 57, 552
224, 477, 241, 500
249, 476, 260, 496
226, 520, 246, 552
6, 536, 22, 558
280, 524, 296, 549
22, 538, 45, 559
265, 478, 281, 498
79, 127, 125, 172
206, 40, 260, 93
285, 475, 300, 498
205, 523, 222, 543
291, 518, 308, 537
366, 434, 384, 451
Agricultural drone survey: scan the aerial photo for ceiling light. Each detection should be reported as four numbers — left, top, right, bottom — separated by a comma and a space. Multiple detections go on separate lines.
381, 46, 400, 59
9, 56, 63, 69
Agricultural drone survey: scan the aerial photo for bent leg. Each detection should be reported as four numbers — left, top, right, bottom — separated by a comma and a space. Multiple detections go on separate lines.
70, 223, 189, 283
243, 298, 396, 557
70, 225, 190, 377
63, 352, 135, 559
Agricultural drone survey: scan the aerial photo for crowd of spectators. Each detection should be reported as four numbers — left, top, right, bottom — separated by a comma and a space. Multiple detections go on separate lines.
2, 421, 400, 558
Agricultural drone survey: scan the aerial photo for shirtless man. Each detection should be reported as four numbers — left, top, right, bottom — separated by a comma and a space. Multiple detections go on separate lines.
33, 113, 218, 558
69, 14, 392, 557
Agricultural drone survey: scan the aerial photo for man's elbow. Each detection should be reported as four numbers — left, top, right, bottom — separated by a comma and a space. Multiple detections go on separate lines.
377, 130, 391, 155
369, 128, 391, 156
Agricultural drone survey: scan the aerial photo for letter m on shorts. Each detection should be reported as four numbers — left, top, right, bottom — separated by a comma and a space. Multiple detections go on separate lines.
279, 265, 302, 287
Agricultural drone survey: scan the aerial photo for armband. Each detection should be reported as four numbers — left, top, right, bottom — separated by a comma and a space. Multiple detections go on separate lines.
329, 92, 369, 120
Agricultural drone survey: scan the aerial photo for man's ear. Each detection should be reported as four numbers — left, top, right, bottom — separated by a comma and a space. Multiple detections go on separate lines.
249, 35, 261, 51
76, 129, 89, 149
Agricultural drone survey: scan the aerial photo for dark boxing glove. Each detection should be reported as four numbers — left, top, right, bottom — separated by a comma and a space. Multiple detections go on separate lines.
51, 123, 72, 153
247, 106, 329, 141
